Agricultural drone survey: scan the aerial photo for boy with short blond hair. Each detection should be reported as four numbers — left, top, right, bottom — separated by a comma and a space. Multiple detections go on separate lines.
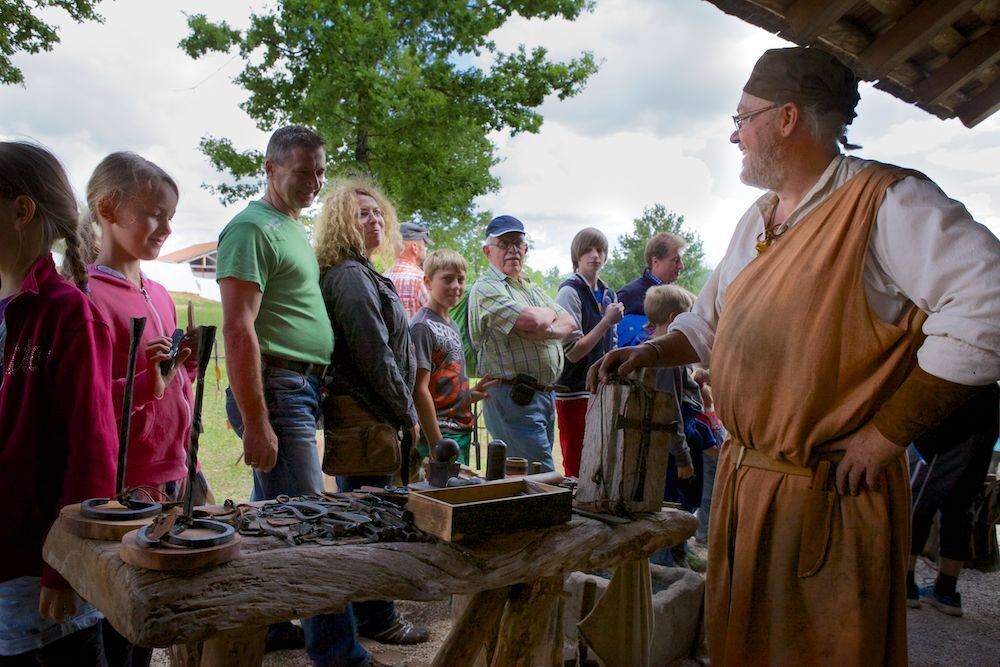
645, 284, 716, 566
411, 250, 492, 465
644, 284, 699, 478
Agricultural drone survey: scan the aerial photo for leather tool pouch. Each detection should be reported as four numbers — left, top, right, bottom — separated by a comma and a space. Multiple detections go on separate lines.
797, 459, 836, 578
322, 394, 400, 476
510, 373, 539, 407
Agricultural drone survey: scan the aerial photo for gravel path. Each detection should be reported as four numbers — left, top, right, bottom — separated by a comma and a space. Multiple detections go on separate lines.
908, 555, 1000, 667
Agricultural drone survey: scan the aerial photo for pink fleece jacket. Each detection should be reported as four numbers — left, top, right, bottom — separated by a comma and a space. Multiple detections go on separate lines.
87, 265, 194, 488
0, 255, 118, 588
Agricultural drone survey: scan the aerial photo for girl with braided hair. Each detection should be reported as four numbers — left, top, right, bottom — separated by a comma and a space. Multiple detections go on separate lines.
0, 141, 118, 663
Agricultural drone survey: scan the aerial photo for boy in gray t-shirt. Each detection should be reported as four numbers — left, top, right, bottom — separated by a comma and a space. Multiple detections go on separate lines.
411, 250, 494, 465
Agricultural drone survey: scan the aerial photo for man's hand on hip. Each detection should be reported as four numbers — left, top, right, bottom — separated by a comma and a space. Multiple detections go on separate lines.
834, 422, 904, 496
243, 420, 279, 472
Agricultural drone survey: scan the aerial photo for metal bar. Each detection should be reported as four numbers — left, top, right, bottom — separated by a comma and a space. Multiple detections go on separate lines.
116, 317, 146, 495
183, 325, 216, 520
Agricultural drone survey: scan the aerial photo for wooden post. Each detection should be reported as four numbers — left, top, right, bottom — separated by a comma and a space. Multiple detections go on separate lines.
169, 626, 266, 667
433, 587, 509, 667
491, 576, 564, 667
198, 626, 266, 667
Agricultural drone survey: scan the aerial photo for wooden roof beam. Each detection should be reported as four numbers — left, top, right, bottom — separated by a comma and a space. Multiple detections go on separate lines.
859, 0, 980, 79
956, 77, 1000, 128
784, 0, 858, 43
914, 24, 1000, 106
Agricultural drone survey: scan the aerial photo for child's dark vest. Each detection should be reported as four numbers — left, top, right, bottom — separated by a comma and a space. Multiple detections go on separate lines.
557, 274, 614, 396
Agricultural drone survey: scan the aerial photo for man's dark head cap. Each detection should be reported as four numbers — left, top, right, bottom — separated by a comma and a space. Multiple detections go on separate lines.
485, 215, 525, 239
400, 222, 431, 243
743, 47, 860, 123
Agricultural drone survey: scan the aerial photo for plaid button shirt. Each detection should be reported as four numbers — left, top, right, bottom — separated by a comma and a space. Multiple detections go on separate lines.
385, 260, 428, 320
468, 264, 570, 385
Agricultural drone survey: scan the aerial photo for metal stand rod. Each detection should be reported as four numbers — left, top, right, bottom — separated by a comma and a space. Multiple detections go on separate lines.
116, 317, 146, 495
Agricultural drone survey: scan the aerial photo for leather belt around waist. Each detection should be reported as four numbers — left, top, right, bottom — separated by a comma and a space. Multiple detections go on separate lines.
497, 377, 569, 393
261, 353, 328, 378
734, 445, 842, 477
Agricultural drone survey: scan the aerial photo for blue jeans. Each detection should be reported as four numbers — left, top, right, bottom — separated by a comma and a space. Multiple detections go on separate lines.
0, 576, 103, 657
225, 368, 326, 501
226, 369, 368, 667
335, 475, 397, 633
696, 451, 718, 542
482, 384, 555, 472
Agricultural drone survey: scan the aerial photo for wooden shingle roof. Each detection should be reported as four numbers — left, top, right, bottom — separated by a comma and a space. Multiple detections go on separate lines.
703, 0, 1000, 127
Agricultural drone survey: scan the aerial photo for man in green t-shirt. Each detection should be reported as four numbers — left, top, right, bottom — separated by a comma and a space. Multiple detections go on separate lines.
217, 126, 371, 664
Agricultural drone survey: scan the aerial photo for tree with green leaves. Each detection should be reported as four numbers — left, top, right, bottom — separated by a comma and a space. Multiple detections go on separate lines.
602, 204, 711, 294
180, 0, 598, 250
1, 0, 104, 85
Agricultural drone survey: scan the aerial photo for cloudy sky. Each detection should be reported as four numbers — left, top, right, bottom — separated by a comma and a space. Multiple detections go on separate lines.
3, 0, 998, 274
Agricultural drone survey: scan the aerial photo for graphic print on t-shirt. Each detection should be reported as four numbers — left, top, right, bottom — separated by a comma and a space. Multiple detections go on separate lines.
411, 308, 474, 433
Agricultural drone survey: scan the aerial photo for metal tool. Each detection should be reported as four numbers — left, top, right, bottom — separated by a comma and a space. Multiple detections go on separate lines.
159, 328, 186, 377
572, 507, 633, 526
400, 427, 414, 487
138, 326, 235, 549
428, 438, 461, 487
485, 439, 507, 481
81, 317, 161, 521
217, 493, 428, 546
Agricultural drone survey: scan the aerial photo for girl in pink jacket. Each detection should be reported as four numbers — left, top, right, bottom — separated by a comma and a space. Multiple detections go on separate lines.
0, 142, 118, 662
84, 152, 212, 505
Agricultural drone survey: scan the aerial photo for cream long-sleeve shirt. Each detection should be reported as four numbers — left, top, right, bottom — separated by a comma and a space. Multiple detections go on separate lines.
669, 155, 1000, 386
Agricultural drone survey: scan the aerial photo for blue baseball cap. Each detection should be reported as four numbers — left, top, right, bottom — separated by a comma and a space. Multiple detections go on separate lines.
485, 215, 525, 239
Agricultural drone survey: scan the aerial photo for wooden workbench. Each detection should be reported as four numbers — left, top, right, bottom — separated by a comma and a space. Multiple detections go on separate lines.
43, 509, 698, 666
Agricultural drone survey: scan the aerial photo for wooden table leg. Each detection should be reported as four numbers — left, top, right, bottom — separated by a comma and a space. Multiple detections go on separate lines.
491, 575, 565, 667
168, 626, 266, 667
432, 587, 509, 667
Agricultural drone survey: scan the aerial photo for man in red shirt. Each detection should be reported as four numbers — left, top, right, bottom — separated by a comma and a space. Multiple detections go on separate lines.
385, 222, 430, 319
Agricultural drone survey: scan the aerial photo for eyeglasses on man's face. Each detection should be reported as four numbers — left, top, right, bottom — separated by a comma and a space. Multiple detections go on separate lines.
732, 104, 780, 130
488, 236, 528, 253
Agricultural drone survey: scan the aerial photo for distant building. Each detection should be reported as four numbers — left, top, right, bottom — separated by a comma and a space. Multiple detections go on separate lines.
160, 242, 217, 279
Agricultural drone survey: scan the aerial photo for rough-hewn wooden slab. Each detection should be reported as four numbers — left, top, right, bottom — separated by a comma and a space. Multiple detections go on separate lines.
43, 510, 697, 648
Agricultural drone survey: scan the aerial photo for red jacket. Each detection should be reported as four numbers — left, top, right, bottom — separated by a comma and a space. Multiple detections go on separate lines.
0, 255, 117, 588
87, 266, 194, 487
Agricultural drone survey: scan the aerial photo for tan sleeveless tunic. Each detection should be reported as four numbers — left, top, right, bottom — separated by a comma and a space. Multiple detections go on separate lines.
708, 164, 926, 666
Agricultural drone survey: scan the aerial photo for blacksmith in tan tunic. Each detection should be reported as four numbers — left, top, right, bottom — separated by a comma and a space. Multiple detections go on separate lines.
591, 47, 1000, 666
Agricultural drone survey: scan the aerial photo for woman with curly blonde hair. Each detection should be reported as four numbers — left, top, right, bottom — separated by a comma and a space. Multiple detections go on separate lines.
315, 177, 399, 270
315, 177, 428, 645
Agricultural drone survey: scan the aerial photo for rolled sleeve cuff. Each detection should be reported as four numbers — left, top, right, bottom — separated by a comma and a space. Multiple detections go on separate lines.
917, 335, 1000, 386
668, 312, 714, 365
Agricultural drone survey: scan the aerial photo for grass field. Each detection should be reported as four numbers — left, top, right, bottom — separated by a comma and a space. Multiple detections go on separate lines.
173, 293, 564, 502
171, 293, 252, 502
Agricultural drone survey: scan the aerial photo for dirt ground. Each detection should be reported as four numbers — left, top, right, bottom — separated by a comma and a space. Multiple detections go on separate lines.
151, 535, 1000, 667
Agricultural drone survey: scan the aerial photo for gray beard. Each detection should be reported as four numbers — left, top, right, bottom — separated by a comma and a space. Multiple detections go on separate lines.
740, 134, 785, 191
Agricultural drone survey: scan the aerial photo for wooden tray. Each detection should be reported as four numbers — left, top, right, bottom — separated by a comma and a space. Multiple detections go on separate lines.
408, 479, 571, 542
59, 503, 156, 541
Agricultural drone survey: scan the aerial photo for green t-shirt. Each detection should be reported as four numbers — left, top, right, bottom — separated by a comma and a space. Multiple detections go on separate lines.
216, 201, 333, 364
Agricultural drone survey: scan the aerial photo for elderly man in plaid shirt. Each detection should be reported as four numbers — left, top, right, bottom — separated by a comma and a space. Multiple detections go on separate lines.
385, 222, 430, 319
468, 215, 579, 471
